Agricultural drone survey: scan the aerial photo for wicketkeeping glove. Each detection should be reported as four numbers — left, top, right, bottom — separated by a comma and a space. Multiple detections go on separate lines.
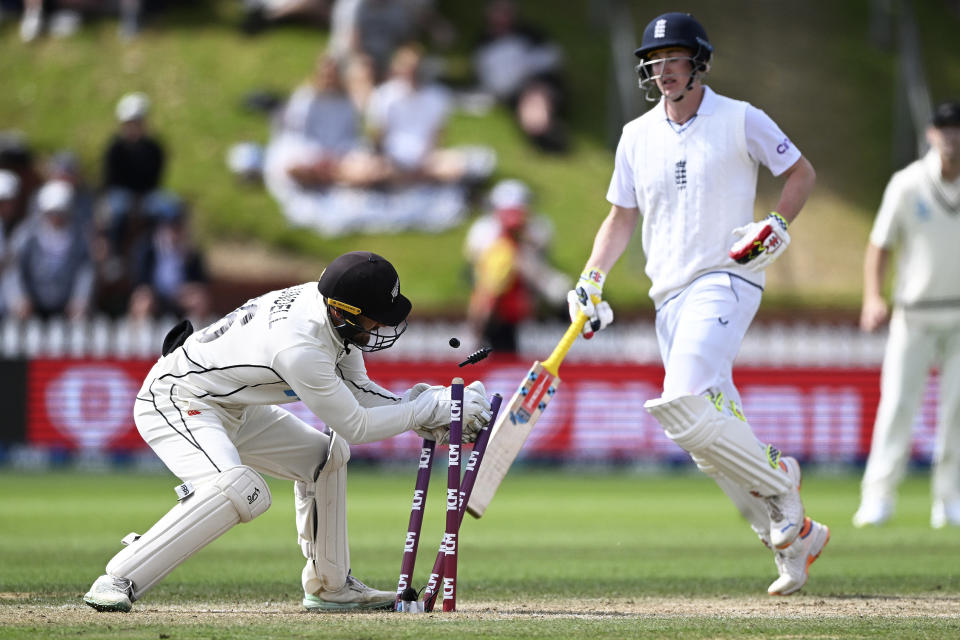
728, 212, 791, 272
401, 382, 450, 444
411, 381, 492, 443
461, 380, 492, 442
402, 382, 432, 403
566, 267, 614, 339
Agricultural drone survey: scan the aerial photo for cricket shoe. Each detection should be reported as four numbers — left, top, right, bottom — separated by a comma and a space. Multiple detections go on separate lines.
302, 573, 394, 612
852, 498, 893, 528
766, 456, 805, 549
930, 500, 960, 529
767, 517, 830, 596
83, 574, 134, 612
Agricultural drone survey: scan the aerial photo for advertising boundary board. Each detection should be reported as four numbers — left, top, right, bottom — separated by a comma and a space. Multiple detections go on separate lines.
21, 358, 942, 464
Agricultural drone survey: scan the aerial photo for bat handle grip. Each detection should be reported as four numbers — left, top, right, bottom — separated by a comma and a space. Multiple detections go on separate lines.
542, 312, 588, 376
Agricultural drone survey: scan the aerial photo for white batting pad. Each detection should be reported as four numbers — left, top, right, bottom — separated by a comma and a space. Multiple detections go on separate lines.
644, 394, 791, 497
106, 465, 271, 599
298, 435, 350, 594
712, 473, 773, 544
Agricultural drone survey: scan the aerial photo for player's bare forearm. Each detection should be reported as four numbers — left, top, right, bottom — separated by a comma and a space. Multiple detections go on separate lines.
584, 204, 640, 273
862, 242, 889, 301
774, 156, 816, 223
860, 242, 890, 332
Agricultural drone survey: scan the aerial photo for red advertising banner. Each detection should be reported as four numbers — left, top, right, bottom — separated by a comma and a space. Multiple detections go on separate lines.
26, 358, 943, 464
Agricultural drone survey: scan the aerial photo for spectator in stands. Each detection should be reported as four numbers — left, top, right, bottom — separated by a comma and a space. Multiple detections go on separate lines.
99, 92, 174, 264
46, 150, 95, 228
264, 53, 390, 231
274, 54, 387, 189
464, 179, 570, 352
464, 178, 554, 263
472, 0, 568, 153
367, 43, 491, 184
853, 100, 960, 530
4, 180, 94, 320
127, 197, 211, 324
0, 170, 20, 251
328, 0, 453, 78
0, 130, 42, 238
328, 0, 419, 81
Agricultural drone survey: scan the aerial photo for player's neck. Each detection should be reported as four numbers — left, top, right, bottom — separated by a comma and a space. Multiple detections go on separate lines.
664, 85, 704, 125
941, 154, 960, 182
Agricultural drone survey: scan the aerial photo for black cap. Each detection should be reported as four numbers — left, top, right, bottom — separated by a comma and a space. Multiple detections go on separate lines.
932, 101, 960, 128
317, 251, 412, 326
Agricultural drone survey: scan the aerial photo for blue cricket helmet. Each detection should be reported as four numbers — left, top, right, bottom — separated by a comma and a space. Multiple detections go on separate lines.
634, 12, 713, 66
634, 13, 713, 100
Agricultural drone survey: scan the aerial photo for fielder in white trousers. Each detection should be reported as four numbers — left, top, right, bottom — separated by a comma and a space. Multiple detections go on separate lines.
858, 311, 960, 527
854, 102, 960, 528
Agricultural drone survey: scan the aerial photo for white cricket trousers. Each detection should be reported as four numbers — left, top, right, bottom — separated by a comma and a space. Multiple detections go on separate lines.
134, 372, 338, 593
861, 309, 960, 507
655, 272, 761, 406
654, 272, 776, 540
135, 382, 329, 487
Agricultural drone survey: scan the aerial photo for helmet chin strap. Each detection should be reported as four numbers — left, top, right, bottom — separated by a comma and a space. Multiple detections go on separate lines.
669, 71, 698, 102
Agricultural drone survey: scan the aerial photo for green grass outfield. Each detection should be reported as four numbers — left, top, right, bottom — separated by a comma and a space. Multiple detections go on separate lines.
1, 467, 958, 639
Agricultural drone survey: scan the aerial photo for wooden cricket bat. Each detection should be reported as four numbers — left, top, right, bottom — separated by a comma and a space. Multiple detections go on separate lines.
466, 312, 588, 518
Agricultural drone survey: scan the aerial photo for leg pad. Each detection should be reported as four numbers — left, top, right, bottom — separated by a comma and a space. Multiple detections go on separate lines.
107, 465, 271, 599
645, 394, 791, 496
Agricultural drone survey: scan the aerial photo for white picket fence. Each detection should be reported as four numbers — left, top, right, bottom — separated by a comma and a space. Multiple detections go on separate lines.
0, 315, 888, 366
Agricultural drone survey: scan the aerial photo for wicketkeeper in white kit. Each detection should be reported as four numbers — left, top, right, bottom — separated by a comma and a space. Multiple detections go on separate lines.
853, 101, 960, 529
567, 13, 825, 595
83, 250, 492, 612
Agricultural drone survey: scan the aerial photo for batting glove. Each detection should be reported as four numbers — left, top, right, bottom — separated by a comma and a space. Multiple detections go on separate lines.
567, 267, 614, 339
728, 212, 791, 272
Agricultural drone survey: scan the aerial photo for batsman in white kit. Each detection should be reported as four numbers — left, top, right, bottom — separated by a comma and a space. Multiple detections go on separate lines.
566, 12, 826, 595
83, 251, 491, 612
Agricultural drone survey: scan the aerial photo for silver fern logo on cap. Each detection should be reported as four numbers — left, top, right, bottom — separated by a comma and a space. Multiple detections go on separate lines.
391, 278, 399, 302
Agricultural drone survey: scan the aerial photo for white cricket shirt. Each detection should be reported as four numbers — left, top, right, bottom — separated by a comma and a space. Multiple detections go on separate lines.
870, 150, 960, 310
139, 283, 420, 444
607, 86, 801, 307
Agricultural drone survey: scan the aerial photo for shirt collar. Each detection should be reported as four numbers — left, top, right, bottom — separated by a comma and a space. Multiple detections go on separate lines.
657, 85, 715, 122
697, 86, 717, 115
923, 148, 942, 180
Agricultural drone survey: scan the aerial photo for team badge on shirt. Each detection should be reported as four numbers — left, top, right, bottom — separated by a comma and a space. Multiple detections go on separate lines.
675, 160, 687, 190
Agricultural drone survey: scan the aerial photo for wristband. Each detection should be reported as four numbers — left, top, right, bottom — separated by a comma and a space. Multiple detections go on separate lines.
767, 212, 788, 230
578, 267, 607, 291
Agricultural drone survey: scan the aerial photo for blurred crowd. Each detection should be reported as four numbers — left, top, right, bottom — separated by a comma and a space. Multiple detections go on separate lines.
228, 0, 574, 345
0, 92, 211, 325
1, 0, 573, 331
0, 0, 167, 41
228, 0, 571, 235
